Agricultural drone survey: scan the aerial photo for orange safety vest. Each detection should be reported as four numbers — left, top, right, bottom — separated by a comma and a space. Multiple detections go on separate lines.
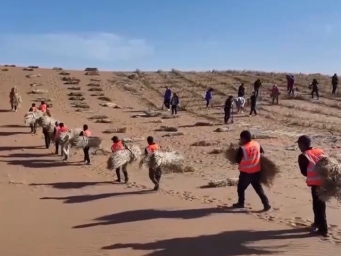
39, 104, 47, 112
238, 140, 261, 173
304, 148, 324, 186
111, 141, 124, 152
146, 143, 160, 154
83, 130, 91, 137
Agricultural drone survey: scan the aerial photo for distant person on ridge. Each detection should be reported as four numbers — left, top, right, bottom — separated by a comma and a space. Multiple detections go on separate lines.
270, 84, 280, 104
286, 75, 295, 96
249, 92, 257, 116
205, 88, 213, 108
163, 86, 172, 110
224, 95, 233, 124
170, 93, 180, 115
332, 73, 338, 95
310, 79, 319, 100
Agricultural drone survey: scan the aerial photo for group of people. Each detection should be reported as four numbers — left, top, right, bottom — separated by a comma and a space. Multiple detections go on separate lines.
110, 135, 163, 190
236, 130, 329, 237
27, 102, 92, 164
162, 86, 180, 115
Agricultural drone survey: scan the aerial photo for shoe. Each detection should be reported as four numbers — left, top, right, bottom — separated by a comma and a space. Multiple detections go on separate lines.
124, 178, 129, 184
232, 203, 245, 208
153, 183, 159, 191
115, 179, 121, 183
310, 224, 319, 232
317, 229, 328, 237
263, 204, 271, 211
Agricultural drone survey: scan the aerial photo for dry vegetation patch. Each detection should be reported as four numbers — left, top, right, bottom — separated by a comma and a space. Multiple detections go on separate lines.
97, 96, 111, 102
162, 132, 184, 137
85, 71, 100, 76
87, 83, 101, 87
68, 92, 83, 96
90, 78, 101, 82
103, 127, 127, 134
155, 126, 178, 132
90, 92, 105, 96
28, 66, 39, 69
95, 119, 112, 123
53, 67, 63, 70
59, 71, 70, 75
88, 115, 109, 120
191, 140, 220, 146
2, 68, 8, 71
72, 102, 90, 109
67, 86, 81, 91
69, 96, 85, 101
26, 74, 41, 78
23, 68, 34, 71
88, 87, 103, 92
28, 89, 47, 94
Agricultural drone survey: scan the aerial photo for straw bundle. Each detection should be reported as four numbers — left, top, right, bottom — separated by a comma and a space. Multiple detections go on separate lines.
315, 156, 341, 202
24, 111, 44, 126
224, 143, 280, 188
72, 136, 102, 149
206, 178, 239, 188
139, 151, 184, 173
106, 144, 142, 170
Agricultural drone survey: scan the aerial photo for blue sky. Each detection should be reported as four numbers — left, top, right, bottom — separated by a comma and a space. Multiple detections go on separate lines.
0, 0, 339, 73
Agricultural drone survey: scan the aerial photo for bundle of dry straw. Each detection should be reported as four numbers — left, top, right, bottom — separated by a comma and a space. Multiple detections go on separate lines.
72, 136, 102, 149
106, 144, 141, 170
139, 151, 185, 173
315, 156, 341, 202
224, 143, 280, 188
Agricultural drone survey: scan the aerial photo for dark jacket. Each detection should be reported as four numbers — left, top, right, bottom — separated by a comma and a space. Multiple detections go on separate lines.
238, 86, 245, 97
164, 89, 172, 100
224, 98, 233, 111
235, 144, 265, 164
170, 96, 179, 106
250, 95, 257, 106
332, 75, 338, 86
311, 79, 318, 90
297, 147, 313, 177
254, 79, 261, 90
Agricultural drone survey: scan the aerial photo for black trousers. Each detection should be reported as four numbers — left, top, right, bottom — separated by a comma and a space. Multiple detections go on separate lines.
30, 123, 37, 133
55, 141, 59, 154
83, 146, 90, 163
206, 99, 210, 107
164, 99, 170, 109
115, 164, 128, 182
311, 89, 319, 98
11, 104, 17, 110
311, 186, 328, 232
254, 87, 260, 97
332, 84, 337, 94
250, 105, 257, 115
149, 167, 161, 185
224, 108, 231, 124
288, 87, 294, 96
43, 130, 50, 149
237, 172, 269, 206
171, 105, 177, 115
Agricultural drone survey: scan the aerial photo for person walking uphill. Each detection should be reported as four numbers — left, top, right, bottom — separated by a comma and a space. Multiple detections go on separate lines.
145, 136, 161, 191
111, 136, 128, 183
80, 124, 91, 165
238, 83, 245, 97
170, 93, 180, 115
163, 86, 172, 110
205, 88, 213, 108
249, 92, 257, 116
53, 121, 60, 155
297, 135, 328, 237
39, 101, 48, 113
233, 130, 271, 211
310, 79, 319, 99
332, 73, 338, 95
55, 123, 68, 159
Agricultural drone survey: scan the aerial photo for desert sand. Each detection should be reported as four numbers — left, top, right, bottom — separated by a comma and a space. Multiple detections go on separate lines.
0, 65, 341, 255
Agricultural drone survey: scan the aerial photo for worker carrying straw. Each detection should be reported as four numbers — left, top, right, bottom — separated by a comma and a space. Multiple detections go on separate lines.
226, 130, 272, 211
145, 136, 162, 191
111, 136, 129, 183
297, 135, 328, 237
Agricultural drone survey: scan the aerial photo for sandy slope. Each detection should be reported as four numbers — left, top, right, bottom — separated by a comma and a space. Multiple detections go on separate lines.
0, 66, 341, 255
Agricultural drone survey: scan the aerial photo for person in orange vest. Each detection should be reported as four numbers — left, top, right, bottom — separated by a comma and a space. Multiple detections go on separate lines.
53, 121, 61, 155
111, 136, 129, 183
79, 124, 91, 165
28, 103, 38, 133
145, 136, 162, 190
297, 135, 328, 237
38, 101, 47, 113
233, 130, 271, 211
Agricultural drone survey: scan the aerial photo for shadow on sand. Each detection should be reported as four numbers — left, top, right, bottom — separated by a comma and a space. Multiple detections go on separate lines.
0, 109, 11, 113
1, 124, 27, 128
102, 228, 312, 255
0, 131, 30, 136
1, 158, 68, 168
41, 190, 152, 204
0, 145, 42, 152
30, 181, 115, 189
73, 207, 246, 229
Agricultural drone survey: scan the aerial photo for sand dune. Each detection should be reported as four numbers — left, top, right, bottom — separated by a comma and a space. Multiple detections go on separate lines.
0, 66, 340, 255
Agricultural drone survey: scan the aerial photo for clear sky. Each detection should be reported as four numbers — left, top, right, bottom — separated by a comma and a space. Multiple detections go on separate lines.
0, 0, 339, 73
